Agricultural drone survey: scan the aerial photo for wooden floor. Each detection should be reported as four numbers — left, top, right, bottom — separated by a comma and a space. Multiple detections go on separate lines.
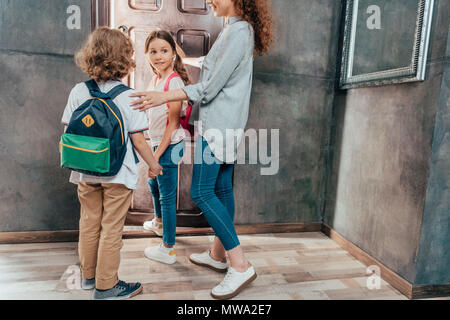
0, 232, 447, 300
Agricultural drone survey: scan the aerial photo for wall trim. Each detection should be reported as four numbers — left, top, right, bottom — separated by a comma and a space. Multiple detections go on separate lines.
321, 223, 450, 299
321, 223, 413, 298
0, 230, 80, 244
0, 222, 321, 244
1, 222, 448, 299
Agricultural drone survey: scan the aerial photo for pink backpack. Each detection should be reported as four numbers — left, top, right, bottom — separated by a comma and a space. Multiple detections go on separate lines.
152, 72, 194, 137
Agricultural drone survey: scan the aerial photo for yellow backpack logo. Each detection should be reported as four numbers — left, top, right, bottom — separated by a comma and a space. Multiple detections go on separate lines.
82, 114, 95, 128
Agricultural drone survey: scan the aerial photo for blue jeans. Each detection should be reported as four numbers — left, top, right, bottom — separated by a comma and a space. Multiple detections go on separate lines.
148, 140, 185, 246
190, 136, 240, 251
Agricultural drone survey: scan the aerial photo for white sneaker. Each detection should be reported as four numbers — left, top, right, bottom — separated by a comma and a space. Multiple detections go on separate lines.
144, 243, 176, 264
143, 218, 163, 236
189, 250, 228, 273
211, 266, 257, 300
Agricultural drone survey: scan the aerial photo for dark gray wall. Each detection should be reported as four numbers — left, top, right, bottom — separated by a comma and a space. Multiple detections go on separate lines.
415, 25, 450, 286
234, 0, 342, 224
1, 0, 448, 288
0, 0, 90, 231
324, 0, 450, 284
0, 0, 342, 231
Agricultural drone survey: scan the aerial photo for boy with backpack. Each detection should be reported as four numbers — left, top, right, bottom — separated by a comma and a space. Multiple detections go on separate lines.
60, 27, 162, 300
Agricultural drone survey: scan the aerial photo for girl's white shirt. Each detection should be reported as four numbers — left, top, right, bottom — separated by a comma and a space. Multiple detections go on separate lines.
147, 73, 188, 148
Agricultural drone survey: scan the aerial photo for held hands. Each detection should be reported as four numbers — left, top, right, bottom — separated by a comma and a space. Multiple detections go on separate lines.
148, 159, 162, 179
130, 91, 167, 112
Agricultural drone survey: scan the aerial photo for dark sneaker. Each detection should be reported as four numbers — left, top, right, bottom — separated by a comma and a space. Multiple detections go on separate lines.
92, 280, 143, 300
81, 277, 95, 290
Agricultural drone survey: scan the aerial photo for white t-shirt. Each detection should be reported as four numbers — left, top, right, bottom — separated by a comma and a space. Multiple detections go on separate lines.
147, 73, 187, 147
61, 80, 149, 190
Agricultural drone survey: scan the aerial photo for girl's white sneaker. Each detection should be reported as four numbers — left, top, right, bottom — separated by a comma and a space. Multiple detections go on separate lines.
211, 266, 257, 300
144, 243, 176, 264
189, 250, 228, 273
143, 218, 163, 236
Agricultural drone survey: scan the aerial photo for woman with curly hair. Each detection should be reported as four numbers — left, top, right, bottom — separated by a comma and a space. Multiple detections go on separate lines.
130, 0, 274, 299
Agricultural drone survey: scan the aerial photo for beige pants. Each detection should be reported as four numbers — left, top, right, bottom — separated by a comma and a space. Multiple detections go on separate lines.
77, 182, 132, 290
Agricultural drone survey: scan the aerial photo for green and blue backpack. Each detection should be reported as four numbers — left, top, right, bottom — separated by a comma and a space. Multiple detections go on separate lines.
60, 80, 138, 176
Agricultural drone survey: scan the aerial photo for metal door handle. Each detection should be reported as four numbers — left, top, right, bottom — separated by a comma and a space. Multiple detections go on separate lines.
118, 25, 129, 35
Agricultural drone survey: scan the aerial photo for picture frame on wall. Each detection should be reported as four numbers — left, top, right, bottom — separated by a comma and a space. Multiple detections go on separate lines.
339, 0, 434, 89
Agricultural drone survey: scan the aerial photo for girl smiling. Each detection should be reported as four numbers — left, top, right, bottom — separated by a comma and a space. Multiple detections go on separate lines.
131, 0, 274, 299
142, 30, 189, 265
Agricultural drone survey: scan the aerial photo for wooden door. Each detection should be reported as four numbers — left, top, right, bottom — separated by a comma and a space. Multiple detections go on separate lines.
112, 0, 224, 227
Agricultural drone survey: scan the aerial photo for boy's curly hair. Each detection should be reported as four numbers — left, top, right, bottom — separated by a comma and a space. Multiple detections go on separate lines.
232, 0, 274, 56
75, 27, 136, 82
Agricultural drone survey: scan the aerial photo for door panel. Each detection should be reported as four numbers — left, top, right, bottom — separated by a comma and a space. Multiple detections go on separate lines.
129, 26, 161, 91
130, 0, 161, 11
114, 0, 223, 89
133, 143, 154, 211
178, 0, 208, 14
177, 30, 210, 57
113, 0, 223, 225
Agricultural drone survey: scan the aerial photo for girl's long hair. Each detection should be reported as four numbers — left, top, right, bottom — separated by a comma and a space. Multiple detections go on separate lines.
144, 30, 191, 85
232, 0, 274, 56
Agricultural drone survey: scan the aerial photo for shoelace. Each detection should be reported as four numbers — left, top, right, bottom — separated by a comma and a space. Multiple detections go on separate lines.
218, 269, 238, 290
115, 280, 128, 291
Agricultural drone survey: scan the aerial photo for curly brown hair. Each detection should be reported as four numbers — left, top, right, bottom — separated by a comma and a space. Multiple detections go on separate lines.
144, 30, 191, 85
75, 27, 136, 82
232, 0, 274, 56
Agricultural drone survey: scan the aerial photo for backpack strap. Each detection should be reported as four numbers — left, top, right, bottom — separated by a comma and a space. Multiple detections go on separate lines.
107, 84, 131, 100
106, 84, 138, 163
84, 80, 139, 164
107, 83, 138, 164
85, 79, 101, 94
85, 80, 131, 100
164, 72, 181, 92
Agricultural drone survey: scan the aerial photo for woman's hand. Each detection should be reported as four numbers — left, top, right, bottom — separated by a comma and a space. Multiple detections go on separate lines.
131, 89, 188, 112
130, 91, 167, 111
